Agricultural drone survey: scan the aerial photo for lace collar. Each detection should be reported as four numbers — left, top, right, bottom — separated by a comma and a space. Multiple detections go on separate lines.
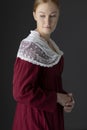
17, 30, 64, 67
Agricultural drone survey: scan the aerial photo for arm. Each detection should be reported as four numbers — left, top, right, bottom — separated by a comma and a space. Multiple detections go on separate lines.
13, 58, 57, 112
56, 56, 75, 112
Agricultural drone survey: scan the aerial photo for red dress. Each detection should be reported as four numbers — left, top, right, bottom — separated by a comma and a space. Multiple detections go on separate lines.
12, 56, 65, 130
12, 30, 66, 130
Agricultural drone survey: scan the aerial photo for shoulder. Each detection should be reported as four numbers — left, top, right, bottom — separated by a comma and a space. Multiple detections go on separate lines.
16, 32, 63, 67
17, 40, 49, 66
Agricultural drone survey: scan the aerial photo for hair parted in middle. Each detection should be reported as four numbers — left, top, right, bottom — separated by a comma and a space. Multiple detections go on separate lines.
33, 0, 60, 12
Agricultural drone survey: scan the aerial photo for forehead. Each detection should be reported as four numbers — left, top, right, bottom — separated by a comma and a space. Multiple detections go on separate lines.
36, 2, 58, 13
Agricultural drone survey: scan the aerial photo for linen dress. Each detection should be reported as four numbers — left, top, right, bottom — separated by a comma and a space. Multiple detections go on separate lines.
12, 30, 66, 130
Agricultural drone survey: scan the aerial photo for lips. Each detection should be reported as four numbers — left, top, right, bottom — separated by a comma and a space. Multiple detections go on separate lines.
44, 26, 51, 28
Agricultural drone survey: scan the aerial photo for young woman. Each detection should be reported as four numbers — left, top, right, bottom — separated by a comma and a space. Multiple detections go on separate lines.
12, 0, 75, 130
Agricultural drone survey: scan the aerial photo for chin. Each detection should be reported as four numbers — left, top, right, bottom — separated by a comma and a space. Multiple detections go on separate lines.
43, 28, 52, 35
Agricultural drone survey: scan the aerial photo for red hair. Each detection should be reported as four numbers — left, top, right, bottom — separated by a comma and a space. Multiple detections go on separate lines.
33, 0, 60, 12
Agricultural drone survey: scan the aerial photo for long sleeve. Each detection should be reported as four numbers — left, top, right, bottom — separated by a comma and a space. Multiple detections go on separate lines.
59, 56, 67, 94
13, 58, 57, 112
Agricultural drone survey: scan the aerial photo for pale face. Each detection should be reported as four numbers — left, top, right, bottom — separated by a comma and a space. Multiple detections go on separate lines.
33, 1, 59, 38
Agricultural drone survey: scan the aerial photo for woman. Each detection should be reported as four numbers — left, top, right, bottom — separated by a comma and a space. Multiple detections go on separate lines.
12, 0, 75, 130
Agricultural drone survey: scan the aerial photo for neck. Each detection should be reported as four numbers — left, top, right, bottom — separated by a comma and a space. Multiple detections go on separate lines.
35, 28, 51, 43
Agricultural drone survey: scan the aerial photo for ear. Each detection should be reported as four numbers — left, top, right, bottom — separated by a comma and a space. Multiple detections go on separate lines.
33, 12, 37, 21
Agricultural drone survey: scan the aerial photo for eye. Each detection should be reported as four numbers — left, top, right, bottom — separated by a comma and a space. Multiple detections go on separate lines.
40, 15, 45, 18
50, 15, 56, 18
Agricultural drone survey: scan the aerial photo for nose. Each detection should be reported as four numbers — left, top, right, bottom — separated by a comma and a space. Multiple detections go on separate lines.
45, 16, 50, 26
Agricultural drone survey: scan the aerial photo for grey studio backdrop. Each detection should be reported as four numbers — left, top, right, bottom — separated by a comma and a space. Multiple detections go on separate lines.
1, 0, 87, 130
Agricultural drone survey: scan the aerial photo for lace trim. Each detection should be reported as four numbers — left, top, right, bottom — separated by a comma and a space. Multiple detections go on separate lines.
17, 30, 63, 67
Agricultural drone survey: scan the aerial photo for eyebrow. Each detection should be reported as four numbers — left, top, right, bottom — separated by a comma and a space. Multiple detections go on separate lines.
38, 11, 57, 14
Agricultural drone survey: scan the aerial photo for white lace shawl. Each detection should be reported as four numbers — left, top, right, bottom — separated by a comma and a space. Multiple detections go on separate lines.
17, 30, 64, 67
